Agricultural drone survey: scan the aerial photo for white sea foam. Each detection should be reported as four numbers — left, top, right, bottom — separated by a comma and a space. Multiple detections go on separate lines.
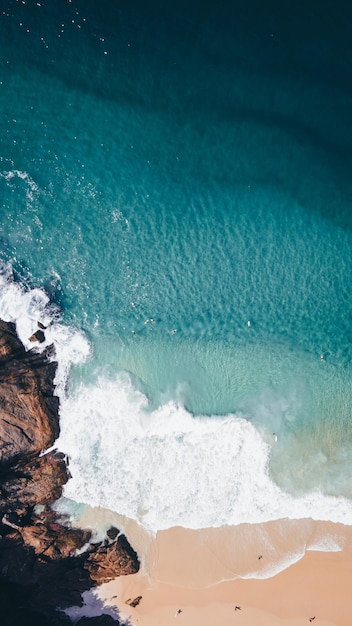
241, 549, 306, 580
0, 169, 39, 204
307, 536, 343, 553
54, 371, 352, 533
0, 263, 90, 395
1, 265, 352, 534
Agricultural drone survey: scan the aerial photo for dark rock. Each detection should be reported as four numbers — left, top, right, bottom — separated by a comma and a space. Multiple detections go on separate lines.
106, 526, 119, 541
76, 618, 119, 626
29, 329, 45, 343
125, 596, 142, 608
0, 522, 93, 607
0, 579, 76, 625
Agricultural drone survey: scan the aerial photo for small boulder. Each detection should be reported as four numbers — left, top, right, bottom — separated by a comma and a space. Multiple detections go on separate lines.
106, 526, 119, 541
125, 596, 142, 608
29, 329, 45, 343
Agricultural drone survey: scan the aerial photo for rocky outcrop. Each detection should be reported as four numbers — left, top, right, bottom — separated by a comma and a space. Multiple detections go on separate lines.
0, 319, 59, 466
84, 530, 139, 584
0, 449, 68, 518
0, 319, 139, 624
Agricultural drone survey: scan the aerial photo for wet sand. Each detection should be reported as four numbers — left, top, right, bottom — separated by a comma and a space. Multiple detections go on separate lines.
91, 517, 352, 626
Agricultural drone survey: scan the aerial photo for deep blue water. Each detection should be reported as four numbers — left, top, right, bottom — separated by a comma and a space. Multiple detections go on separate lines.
1, 0, 352, 531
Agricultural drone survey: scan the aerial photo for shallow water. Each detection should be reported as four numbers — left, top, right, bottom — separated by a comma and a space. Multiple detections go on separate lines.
1, 0, 352, 533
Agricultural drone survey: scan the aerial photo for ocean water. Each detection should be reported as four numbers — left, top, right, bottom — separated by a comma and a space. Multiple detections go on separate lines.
1, 0, 352, 535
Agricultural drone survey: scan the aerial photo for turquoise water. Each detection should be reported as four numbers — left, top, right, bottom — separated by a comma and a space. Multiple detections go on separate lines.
1, 0, 352, 531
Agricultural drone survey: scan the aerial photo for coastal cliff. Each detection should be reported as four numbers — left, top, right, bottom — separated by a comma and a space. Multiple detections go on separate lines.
0, 320, 139, 625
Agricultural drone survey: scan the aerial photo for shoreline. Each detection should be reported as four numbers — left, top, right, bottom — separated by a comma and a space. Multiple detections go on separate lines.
70, 508, 352, 624
102, 547, 352, 626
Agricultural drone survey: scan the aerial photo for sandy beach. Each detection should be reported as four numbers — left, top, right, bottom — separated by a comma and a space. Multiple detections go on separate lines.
105, 548, 352, 626
70, 510, 352, 626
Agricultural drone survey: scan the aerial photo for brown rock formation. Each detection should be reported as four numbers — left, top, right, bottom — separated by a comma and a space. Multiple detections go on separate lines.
0, 319, 59, 466
85, 532, 140, 584
0, 318, 139, 624
0, 449, 68, 518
